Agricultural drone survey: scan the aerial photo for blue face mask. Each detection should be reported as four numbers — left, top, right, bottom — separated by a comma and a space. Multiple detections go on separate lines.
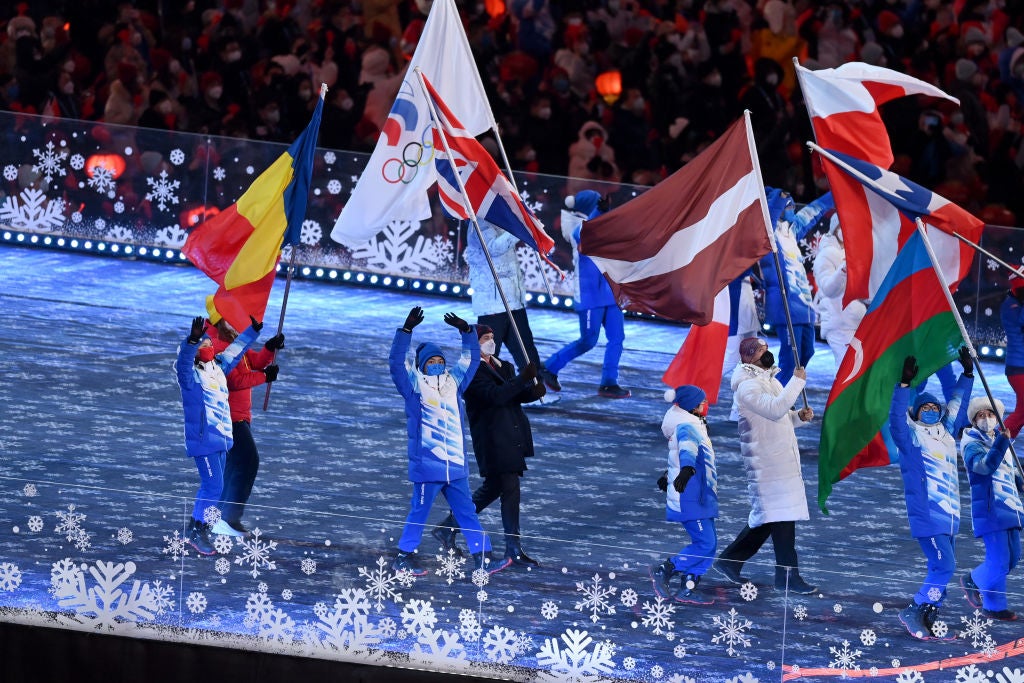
424, 364, 445, 377
918, 408, 941, 425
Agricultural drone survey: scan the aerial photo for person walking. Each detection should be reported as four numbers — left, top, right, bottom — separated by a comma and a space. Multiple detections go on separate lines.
812, 215, 866, 368
960, 396, 1023, 621
712, 337, 817, 594
890, 350, 973, 640
650, 385, 719, 604
389, 306, 496, 575
433, 324, 546, 570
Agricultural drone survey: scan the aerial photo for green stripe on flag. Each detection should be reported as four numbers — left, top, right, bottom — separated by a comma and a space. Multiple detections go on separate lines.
817, 311, 960, 513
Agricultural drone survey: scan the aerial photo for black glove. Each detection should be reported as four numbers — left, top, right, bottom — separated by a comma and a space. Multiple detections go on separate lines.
673, 466, 696, 493
901, 356, 919, 385
656, 471, 668, 493
249, 315, 263, 333
443, 312, 471, 333
262, 364, 279, 382
958, 346, 973, 377
403, 306, 424, 332
529, 381, 547, 401
188, 316, 205, 344
519, 363, 538, 383
597, 194, 611, 212
264, 333, 285, 351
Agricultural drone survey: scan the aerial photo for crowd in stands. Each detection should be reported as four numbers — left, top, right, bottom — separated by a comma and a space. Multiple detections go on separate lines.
1, 0, 1023, 221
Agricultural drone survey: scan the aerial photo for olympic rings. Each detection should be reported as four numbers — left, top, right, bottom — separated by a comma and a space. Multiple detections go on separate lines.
380, 128, 437, 184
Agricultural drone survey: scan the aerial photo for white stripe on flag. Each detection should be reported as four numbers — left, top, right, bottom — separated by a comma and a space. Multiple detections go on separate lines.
588, 171, 760, 283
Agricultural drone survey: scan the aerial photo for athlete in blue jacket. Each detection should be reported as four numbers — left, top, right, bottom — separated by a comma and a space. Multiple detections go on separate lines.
389, 306, 494, 576
175, 315, 261, 555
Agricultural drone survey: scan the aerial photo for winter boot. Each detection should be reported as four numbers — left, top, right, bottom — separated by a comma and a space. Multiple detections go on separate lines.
505, 540, 539, 567
649, 559, 678, 600
712, 558, 748, 585
540, 366, 561, 392
188, 519, 216, 556
960, 572, 982, 609
775, 567, 817, 595
597, 384, 631, 398
981, 608, 1018, 621
392, 551, 428, 577
898, 602, 934, 640
676, 573, 715, 605
431, 514, 463, 557
921, 603, 956, 640
474, 551, 510, 575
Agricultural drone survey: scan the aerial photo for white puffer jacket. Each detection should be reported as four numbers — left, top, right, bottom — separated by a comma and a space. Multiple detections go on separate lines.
812, 233, 866, 343
464, 220, 526, 317
729, 362, 812, 527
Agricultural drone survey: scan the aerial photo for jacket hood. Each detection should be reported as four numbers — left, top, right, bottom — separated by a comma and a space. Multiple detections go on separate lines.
730, 362, 775, 391
577, 120, 608, 142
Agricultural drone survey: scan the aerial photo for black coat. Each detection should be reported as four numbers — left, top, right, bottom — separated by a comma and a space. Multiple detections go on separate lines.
463, 358, 542, 477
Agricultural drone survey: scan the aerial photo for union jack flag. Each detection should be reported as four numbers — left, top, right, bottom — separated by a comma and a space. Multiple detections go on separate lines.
421, 75, 555, 258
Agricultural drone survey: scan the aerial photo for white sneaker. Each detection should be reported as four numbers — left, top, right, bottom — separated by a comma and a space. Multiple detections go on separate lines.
211, 518, 245, 537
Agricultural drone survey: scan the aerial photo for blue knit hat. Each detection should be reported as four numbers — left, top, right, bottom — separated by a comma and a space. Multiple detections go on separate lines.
415, 342, 445, 372
911, 391, 941, 418
568, 190, 601, 218
665, 385, 706, 411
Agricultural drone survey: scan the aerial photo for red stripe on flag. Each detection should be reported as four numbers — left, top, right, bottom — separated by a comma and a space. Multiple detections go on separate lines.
182, 204, 255, 286
812, 111, 894, 165
209, 270, 278, 333
662, 321, 729, 404
838, 432, 891, 479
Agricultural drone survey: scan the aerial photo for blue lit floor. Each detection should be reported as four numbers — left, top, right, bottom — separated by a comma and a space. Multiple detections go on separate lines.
0, 244, 1020, 682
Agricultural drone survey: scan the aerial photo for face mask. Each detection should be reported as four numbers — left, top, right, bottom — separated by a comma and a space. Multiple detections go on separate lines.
480, 340, 496, 356
758, 351, 775, 369
225, 50, 242, 63
706, 74, 722, 88
208, 86, 223, 99
976, 416, 998, 433
264, 109, 281, 124
197, 346, 216, 363
537, 107, 552, 120
918, 408, 941, 425
765, 73, 779, 86
298, 89, 312, 101
692, 403, 708, 418
340, 97, 354, 111
62, 81, 75, 94
425, 363, 445, 376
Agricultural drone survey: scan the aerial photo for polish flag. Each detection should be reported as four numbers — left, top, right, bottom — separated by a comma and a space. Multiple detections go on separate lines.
578, 114, 772, 325
796, 62, 958, 305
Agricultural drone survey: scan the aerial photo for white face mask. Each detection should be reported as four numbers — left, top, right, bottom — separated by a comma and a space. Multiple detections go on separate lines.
480, 339, 496, 356
976, 416, 998, 433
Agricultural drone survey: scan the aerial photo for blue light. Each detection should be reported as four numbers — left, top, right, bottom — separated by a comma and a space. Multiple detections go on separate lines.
124, 245, 133, 254
467, 287, 475, 296
452, 285, 461, 294
762, 323, 772, 331
16, 233, 25, 242
996, 348, 1005, 357
110, 244, 120, 253
564, 299, 573, 308
178, 252, 187, 260
2, 231, 10, 240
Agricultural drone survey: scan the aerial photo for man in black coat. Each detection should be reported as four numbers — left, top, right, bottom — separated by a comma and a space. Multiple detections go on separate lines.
433, 324, 545, 570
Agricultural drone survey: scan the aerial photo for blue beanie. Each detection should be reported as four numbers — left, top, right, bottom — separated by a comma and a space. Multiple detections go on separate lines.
669, 385, 706, 411
415, 342, 446, 372
911, 391, 941, 418
571, 190, 601, 218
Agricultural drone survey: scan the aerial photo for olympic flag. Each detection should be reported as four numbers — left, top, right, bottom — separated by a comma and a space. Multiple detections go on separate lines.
329, 0, 492, 246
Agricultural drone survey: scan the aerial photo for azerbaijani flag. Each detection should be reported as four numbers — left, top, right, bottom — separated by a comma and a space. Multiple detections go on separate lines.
817, 230, 962, 513
183, 86, 325, 331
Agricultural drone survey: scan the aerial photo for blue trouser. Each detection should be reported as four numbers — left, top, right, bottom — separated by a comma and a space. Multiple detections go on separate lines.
399, 479, 492, 554
915, 534, 956, 605
192, 451, 225, 521
671, 518, 717, 576
545, 304, 624, 385
776, 322, 815, 386
219, 420, 260, 525
970, 528, 1021, 611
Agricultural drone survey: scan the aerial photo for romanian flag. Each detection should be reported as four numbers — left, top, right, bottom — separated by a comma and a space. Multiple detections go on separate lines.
817, 231, 961, 513
183, 86, 325, 330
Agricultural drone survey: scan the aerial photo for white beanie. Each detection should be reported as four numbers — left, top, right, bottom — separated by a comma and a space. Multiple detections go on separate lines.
967, 396, 1005, 423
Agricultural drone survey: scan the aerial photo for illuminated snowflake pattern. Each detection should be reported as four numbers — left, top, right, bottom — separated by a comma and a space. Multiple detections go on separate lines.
245, 591, 274, 622
793, 603, 808, 620
86, 164, 116, 195
233, 528, 277, 578
711, 608, 753, 656
575, 573, 617, 623
169, 149, 185, 165
213, 167, 225, 181
641, 596, 675, 635
186, 592, 207, 613
673, 643, 687, 658
149, 580, 174, 615
960, 609, 993, 648
828, 640, 862, 672
956, 664, 989, 682
324, 151, 336, 165
434, 548, 466, 585
144, 170, 181, 211
4, 164, 19, 180
619, 588, 638, 607
54, 504, 86, 542
860, 629, 876, 646
0, 562, 23, 591
541, 600, 559, 620
471, 568, 489, 587
162, 529, 188, 560
300, 219, 322, 245
927, 587, 943, 603
327, 179, 342, 195
400, 599, 437, 637
300, 558, 317, 575
32, 140, 68, 183
27, 516, 44, 532
23, 484, 38, 497
535, 628, 615, 683
154, 224, 188, 247
482, 625, 519, 664
214, 558, 231, 575
358, 556, 408, 611
739, 581, 758, 601
931, 619, 950, 638
69, 154, 84, 170
896, 671, 924, 683
115, 528, 133, 545
212, 534, 233, 555
0, 187, 66, 231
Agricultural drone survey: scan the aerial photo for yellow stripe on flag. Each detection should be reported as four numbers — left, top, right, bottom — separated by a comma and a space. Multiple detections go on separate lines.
224, 153, 295, 289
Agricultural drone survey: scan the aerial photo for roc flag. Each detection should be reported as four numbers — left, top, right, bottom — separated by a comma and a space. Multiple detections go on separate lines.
578, 115, 772, 325
812, 144, 983, 292
183, 86, 325, 331
796, 62, 958, 305
422, 75, 554, 257
661, 278, 743, 404
818, 231, 962, 513
330, 0, 491, 246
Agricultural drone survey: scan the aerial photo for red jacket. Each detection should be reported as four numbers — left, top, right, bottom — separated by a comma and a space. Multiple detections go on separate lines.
206, 322, 275, 423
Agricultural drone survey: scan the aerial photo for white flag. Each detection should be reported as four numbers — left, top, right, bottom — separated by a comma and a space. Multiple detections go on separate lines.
330, 0, 492, 246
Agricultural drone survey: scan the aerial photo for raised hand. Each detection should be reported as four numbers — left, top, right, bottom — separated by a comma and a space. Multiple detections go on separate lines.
249, 315, 263, 333
443, 312, 471, 333
189, 316, 205, 344
901, 356, 919, 385
403, 306, 424, 332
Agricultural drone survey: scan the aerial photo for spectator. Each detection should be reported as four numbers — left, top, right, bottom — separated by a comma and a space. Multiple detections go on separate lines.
890, 351, 973, 640
741, 58, 790, 189
750, 0, 806, 98
102, 61, 143, 125
713, 337, 817, 595
813, 215, 867, 369
1002, 274, 1024, 437
567, 121, 620, 194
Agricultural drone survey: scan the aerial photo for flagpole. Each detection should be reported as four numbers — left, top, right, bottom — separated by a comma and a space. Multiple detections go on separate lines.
489, 122, 557, 302
915, 218, 1024, 479
742, 110, 810, 409
414, 69, 533, 373
950, 231, 1024, 279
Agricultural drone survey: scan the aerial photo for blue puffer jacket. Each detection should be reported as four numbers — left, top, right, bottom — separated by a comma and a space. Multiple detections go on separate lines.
389, 327, 479, 483
1001, 293, 1024, 372
571, 190, 616, 311
888, 375, 972, 538
175, 326, 260, 458
960, 428, 1024, 536
465, 220, 527, 317
662, 406, 718, 523
760, 190, 834, 326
